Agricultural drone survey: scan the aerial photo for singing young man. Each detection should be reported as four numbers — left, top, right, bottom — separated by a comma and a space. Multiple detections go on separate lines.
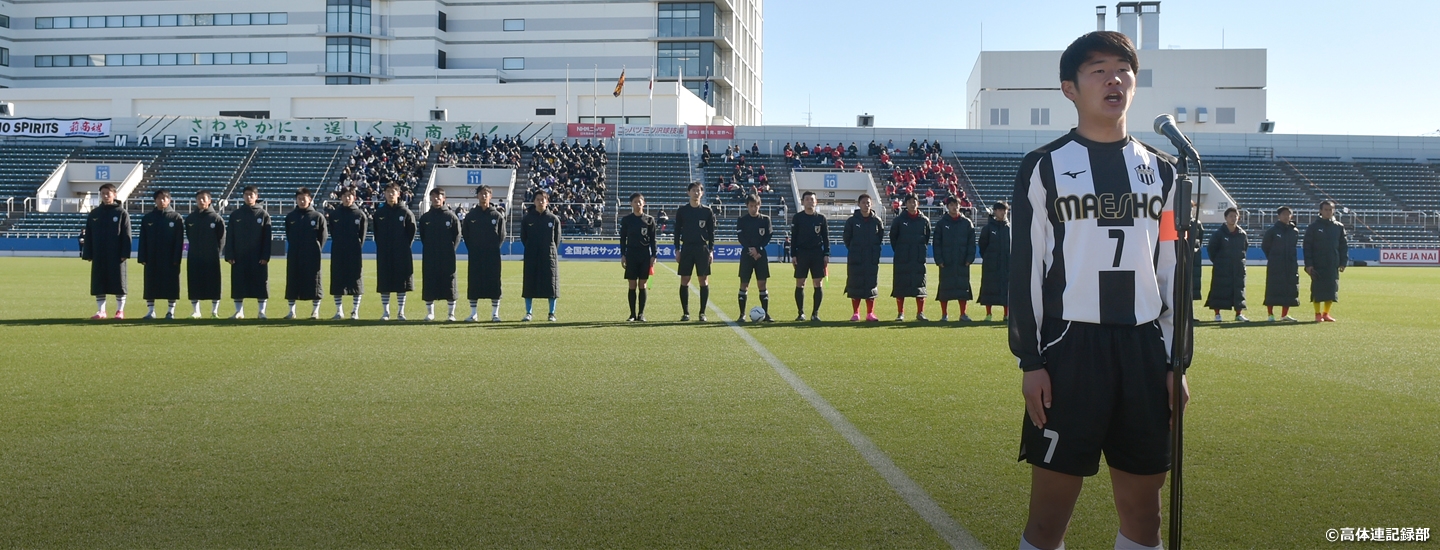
83, 183, 131, 319
842, 193, 884, 322
736, 193, 774, 322
619, 193, 658, 322
185, 190, 226, 318
224, 185, 272, 319
462, 185, 506, 322
374, 184, 417, 320
419, 188, 461, 322
283, 187, 328, 320
137, 189, 185, 319
674, 182, 716, 322
327, 187, 368, 320
1010, 32, 1188, 550
790, 191, 829, 322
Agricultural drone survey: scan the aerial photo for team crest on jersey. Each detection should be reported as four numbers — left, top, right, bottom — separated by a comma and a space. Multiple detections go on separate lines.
354, 219, 360, 225
760, 228, 767, 235
700, 220, 707, 228
491, 219, 497, 225
813, 225, 821, 234
168, 222, 175, 227
113, 217, 119, 222
641, 227, 649, 236
311, 220, 317, 226
210, 223, 216, 228
445, 221, 451, 227
1134, 164, 1156, 186
548, 222, 554, 228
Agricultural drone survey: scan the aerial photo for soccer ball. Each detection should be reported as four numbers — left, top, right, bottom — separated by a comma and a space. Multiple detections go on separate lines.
749, 306, 766, 322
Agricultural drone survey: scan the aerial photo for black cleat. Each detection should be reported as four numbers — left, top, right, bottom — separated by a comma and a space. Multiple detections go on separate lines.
810, 314, 821, 322
636, 314, 647, 322
698, 314, 707, 322
627, 315, 636, 322
794, 313, 806, 322
681, 314, 691, 322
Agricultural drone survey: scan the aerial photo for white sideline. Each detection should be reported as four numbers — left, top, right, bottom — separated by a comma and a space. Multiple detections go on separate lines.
662, 264, 984, 550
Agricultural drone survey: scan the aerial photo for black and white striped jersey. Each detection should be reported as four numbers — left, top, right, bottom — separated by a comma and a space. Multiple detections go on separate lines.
1009, 130, 1180, 371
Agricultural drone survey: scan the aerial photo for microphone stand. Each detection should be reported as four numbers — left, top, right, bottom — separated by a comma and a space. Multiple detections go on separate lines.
1169, 150, 1201, 550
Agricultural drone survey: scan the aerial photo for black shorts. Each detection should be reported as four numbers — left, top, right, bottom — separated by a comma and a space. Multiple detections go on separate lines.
739, 252, 770, 284
1018, 319, 1171, 477
677, 245, 712, 277
793, 252, 826, 280
623, 248, 653, 280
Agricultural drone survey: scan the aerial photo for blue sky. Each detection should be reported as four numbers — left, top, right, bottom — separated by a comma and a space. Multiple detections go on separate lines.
761, 0, 1440, 136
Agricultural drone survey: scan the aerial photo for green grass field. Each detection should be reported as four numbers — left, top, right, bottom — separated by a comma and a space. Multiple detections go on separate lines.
0, 256, 1436, 548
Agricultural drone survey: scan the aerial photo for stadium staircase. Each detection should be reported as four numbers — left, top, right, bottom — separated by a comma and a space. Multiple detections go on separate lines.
952, 152, 1025, 208
1355, 158, 1440, 212
1201, 156, 1316, 213
1278, 157, 1402, 211
133, 148, 255, 204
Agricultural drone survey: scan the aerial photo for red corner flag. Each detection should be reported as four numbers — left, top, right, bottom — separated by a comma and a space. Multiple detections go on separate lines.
613, 70, 626, 97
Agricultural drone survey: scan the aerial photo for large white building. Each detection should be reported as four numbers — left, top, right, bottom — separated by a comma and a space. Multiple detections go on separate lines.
967, 2, 1268, 135
0, 0, 763, 125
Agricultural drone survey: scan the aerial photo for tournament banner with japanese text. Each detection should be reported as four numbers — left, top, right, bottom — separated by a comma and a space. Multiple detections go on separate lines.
560, 243, 745, 261
0, 118, 111, 138
616, 124, 686, 139
130, 118, 517, 144
1379, 248, 1439, 265
566, 123, 616, 138
686, 125, 735, 140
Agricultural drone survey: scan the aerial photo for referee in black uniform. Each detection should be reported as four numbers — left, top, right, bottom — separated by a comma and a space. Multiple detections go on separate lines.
790, 191, 829, 322
736, 193, 774, 322
1010, 32, 1189, 550
674, 182, 716, 322
619, 193, 658, 322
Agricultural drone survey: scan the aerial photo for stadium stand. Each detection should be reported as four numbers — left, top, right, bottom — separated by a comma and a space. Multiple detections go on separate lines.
952, 152, 1025, 208
240, 144, 348, 201
0, 144, 77, 201
612, 151, 690, 205
336, 136, 433, 206
3, 212, 88, 237
144, 148, 255, 201
436, 135, 522, 167
1278, 157, 1401, 211
1202, 156, 1315, 212
1355, 158, 1440, 212
523, 139, 607, 235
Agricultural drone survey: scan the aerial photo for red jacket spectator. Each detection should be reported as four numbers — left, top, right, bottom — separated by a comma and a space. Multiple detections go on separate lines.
834, 158, 845, 169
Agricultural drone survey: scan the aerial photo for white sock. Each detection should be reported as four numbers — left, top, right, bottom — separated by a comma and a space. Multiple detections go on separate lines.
258, 300, 267, 315
427, 301, 435, 316
351, 296, 362, 315
335, 296, 344, 314
116, 295, 127, 311
469, 300, 478, 316
211, 301, 220, 316
234, 300, 244, 314
147, 300, 156, 315
1115, 532, 1160, 550
1020, 536, 1063, 550
447, 301, 456, 317
166, 301, 176, 316
382, 294, 392, 315
491, 299, 500, 317
96, 296, 107, 313
192, 301, 201, 315
397, 293, 407, 315
311, 301, 321, 316
288, 301, 297, 316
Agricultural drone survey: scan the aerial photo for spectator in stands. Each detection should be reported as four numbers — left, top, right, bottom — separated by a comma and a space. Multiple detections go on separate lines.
847, 142, 859, 158
224, 185, 273, 319
138, 188, 185, 320
1304, 200, 1349, 322
751, 143, 761, 156
977, 202, 1009, 321
1261, 206, 1301, 322
524, 138, 607, 235
880, 150, 894, 169
700, 143, 712, 168
1205, 207, 1250, 322
867, 140, 880, 156
185, 190, 226, 319
84, 183, 132, 320
834, 158, 845, 170
341, 135, 432, 209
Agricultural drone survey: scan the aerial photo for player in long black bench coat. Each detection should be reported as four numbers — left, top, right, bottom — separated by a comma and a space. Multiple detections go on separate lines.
842, 194, 884, 320
462, 186, 506, 321
1205, 207, 1249, 321
326, 188, 367, 319
82, 183, 131, 319
373, 184, 417, 320
283, 187, 328, 319
419, 188, 461, 321
1304, 200, 1350, 321
185, 190, 226, 318
224, 185, 273, 318
138, 189, 185, 319
520, 191, 562, 321
889, 194, 931, 321
977, 202, 1011, 321
933, 196, 977, 321
1261, 206, 1301, 321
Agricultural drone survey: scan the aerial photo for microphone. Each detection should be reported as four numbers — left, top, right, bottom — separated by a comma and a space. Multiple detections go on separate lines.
1153, 114, 1200, 161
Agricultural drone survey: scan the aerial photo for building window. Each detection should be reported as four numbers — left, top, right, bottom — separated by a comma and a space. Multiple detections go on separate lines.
327, 37, 372, 75
1137, 69, 1153, 88
327, 0, 372, 34
990, 108, 1009, 126
682, 81, 715, 106
438, 11, 447, 31
1030, 108, 1050, 126
503, 57, 525, 70
1216, 107, 1236, 125
35, 13, 286, 29
0, 48, 8, 67
658, 3, 715, 37
327, 76, 371, 85
657, 41, 714, 79
0, 14, 10, 28
503, 19, 525, 31
38, 52, 284, 68
536, 108, 557, 116
437, 50, 447, 69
